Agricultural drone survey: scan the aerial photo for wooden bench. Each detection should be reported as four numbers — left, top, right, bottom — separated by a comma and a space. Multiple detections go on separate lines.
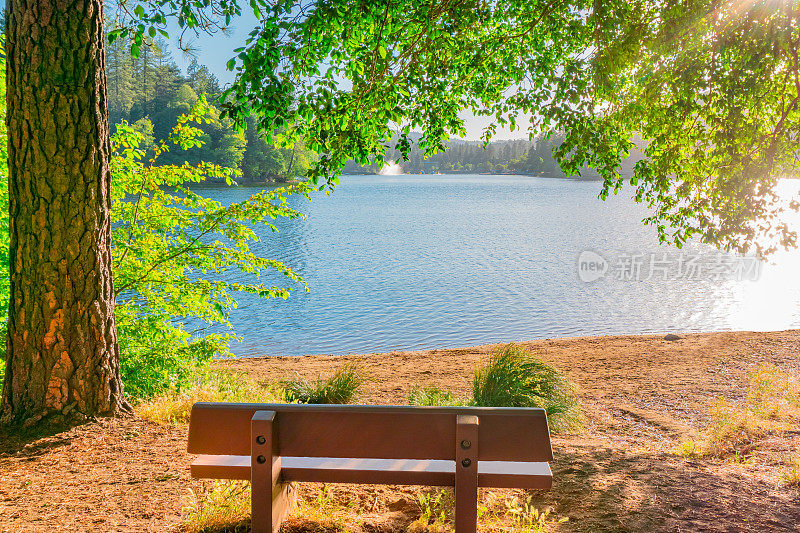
187, 403, 553, 533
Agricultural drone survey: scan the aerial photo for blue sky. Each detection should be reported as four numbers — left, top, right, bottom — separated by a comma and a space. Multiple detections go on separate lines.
160, 14, 524, 142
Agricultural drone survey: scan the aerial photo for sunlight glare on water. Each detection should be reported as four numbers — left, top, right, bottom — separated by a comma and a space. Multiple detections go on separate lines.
728, 179, 800, 331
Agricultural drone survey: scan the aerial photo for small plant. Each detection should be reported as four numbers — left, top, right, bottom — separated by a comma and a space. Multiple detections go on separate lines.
136, 372, 279, 424
732, 451, 755, 465
677, 439, 703, 459
407, 490, 453, 532
281, 364, 364, 404
472, 344, 582, 432
182, 481, 251, 532
109, 102, 308, 404
117, 312, 227, 402
504, 496, 565, 532
409, 386, 468, 406
780, 453, 800, 486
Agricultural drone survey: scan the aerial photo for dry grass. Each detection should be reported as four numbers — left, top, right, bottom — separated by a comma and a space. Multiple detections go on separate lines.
678, 363, 800, 459
781, 453, 800, 486
701, 398, 767, 456
746, 362, 800, 421
135, 372, 280, 424
289, 484, 353, 531
477, 492, 565, 533
182, 481, 251, 533
181, 482, 567, 533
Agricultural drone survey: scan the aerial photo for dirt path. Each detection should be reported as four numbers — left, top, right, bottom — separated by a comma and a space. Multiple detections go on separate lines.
1, 330, 799, 532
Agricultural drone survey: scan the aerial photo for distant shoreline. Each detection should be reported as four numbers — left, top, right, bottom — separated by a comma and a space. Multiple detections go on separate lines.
221, 328, 800, 364
340, 170, 603, 181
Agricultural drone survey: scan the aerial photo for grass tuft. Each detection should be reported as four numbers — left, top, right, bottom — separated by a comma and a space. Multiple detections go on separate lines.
281, 364, 364, 404
472, 344, 582, 432
408, 385, 468, 407
136, 372, 279, 424
182, 481, 251, 533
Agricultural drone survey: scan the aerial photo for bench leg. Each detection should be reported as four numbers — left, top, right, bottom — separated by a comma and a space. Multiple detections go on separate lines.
251, 410, 277, 533
455, 414, 479, 533
272, 480, 297, 529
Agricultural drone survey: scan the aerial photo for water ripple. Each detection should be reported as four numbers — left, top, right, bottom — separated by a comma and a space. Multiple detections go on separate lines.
193, 175, 800, 357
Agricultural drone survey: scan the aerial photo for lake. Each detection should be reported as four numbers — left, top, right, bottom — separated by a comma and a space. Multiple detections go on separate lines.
199, 174, 800, 357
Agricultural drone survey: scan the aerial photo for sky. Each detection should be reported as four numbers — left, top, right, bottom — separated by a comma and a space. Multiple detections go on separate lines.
160, 13, 525, 142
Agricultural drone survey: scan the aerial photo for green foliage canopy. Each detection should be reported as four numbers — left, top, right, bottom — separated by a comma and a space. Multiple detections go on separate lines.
120, 0, 800, 254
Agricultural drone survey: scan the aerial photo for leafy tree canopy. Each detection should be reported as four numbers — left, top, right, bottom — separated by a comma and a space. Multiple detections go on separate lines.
115, 0, 800, 254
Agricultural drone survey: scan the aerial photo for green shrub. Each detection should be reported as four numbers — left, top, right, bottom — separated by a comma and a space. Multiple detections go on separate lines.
108, 104, 307, 401
408, 385, 468, 406
281, 364, 364, 404
117, 311, 227, 401
472, 344, 582, 432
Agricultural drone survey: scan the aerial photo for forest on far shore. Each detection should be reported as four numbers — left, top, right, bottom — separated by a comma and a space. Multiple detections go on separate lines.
107, 36, 316, 183
343, 133, 638, 179
108, 37, 632, 182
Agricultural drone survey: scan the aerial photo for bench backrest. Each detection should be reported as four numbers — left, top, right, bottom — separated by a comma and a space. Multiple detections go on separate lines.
188, 403, 552, 462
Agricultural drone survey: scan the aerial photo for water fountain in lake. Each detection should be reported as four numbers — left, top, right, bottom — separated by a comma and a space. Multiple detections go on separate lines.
378, 160, 402, 175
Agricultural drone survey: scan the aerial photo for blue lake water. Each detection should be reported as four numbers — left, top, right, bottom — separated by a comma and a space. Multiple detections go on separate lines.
197, 174, 800, 357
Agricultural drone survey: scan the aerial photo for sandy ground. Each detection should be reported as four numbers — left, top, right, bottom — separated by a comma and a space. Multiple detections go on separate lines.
1, 330, 800, 532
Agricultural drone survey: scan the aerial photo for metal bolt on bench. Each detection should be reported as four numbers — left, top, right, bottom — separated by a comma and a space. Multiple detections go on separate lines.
187, 403, 554, 533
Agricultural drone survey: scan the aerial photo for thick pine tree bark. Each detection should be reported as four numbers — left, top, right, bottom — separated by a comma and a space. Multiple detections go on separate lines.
1, 0, 129, 425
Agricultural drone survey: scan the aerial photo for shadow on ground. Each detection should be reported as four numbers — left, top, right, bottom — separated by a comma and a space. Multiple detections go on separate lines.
0, 419, 92, 457
529, 442, 800, 532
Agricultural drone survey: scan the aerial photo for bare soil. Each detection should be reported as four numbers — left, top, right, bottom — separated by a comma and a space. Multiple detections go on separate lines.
2, 330, 800, 532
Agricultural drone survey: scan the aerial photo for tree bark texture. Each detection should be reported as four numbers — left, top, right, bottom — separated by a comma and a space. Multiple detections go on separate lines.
1, 0, 128, 425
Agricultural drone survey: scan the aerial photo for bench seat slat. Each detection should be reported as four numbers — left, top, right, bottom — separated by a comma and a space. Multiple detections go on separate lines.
191, 455, 552, 490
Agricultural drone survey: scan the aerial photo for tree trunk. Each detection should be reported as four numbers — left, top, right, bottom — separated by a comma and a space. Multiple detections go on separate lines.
1, 0, 130, 425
